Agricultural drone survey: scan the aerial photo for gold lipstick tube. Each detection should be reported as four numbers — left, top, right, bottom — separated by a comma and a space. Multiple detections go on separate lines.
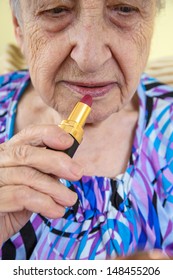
59, 97, 92, 157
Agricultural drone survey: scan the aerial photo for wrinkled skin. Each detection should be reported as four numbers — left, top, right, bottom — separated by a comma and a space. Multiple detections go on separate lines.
15, 0, 156, 122
1, 0, 171, 259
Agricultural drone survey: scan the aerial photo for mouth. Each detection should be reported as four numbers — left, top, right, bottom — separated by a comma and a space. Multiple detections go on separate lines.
62, 81, 118, 98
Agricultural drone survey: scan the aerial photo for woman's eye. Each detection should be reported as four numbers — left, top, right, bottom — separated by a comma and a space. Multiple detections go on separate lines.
37, 5, 74, 32
112, 5, 137, 15
44, 7, 70, 17
107, 4, 139, 28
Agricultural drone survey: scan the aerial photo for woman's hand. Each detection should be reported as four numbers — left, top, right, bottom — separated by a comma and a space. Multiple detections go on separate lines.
0, 125, 83, 246
116, 250, 170, 260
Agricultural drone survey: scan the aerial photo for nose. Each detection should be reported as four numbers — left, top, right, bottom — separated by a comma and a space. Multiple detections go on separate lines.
69, 22, 112, 73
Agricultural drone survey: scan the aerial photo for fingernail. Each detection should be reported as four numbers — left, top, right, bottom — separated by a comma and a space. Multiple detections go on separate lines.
59, 133, 73, 145
71, 191, 78, 204
70, 162, 84, 177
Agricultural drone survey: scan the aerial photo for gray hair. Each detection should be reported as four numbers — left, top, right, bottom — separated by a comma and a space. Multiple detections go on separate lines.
157, 0, 166, 9
10, 0, 20, 19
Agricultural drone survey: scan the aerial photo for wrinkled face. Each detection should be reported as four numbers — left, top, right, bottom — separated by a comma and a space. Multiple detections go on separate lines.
14, 0, 156, 122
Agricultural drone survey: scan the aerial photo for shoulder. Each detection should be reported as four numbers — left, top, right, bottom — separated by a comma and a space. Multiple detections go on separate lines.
0, 70, 30, 142
141, 73, 173, 100
140, 73, 173, 128
0, 70, 30, 86
138, 74, 173, 161
137, 75, 173, 204
0, 70, 30, 101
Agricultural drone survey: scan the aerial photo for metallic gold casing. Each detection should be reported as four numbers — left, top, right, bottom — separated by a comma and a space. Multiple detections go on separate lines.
59, 101, 91, 144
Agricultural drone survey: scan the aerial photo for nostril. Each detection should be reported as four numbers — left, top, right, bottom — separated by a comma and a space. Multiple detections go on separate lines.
70, 45, 112, 73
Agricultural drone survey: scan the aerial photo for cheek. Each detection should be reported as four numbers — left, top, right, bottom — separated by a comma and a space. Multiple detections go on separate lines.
23, 25, 69, 77
23, 25, 45, 68
116, 24, 153, 88
131, 22, 154, 64
22, 27, 72, 100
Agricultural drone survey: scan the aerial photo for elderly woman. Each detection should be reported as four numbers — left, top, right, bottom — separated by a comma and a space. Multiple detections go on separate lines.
0, 0, 172, 260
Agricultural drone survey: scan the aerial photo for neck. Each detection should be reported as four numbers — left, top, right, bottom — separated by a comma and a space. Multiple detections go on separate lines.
73, 97, 139, 178
15, 84, 139, 178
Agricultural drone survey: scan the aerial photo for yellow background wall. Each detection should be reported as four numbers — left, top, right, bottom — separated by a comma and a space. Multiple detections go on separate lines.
0, 1, 16, 54
0, 0, 173, 61
150, 0, 173, 60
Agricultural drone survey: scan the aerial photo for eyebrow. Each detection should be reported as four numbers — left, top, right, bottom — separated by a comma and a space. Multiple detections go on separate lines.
28, 0, 153, 12
140, 0, 152, 7
130, 0, 153, 9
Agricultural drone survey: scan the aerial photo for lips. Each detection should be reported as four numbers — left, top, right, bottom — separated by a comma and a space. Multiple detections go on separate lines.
62, 81, 117, 97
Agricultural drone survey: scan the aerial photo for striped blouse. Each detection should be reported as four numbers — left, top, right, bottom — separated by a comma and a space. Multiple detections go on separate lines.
0, 70, 173, 260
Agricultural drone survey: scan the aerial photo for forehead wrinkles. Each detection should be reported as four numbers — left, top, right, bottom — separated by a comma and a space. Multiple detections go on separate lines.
21, 0, 75, 11
19, 0, 157, 20
140, 0, 155, 10
20, 0, 55, 16
107, 0, 155, 8
20, 0, 156, 11
20, 0, 45, 12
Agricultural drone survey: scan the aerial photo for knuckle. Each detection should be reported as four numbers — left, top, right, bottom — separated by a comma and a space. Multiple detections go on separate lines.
11, 145, 31, 163
0, 167, 40, 187
0, 168, 9, 185
20, 124, 36, 136
10, 125, 36, 143
0, 142, 6, 152
22, 166, 41, 182
13, 185, 30, 203
17, 124, 40, 145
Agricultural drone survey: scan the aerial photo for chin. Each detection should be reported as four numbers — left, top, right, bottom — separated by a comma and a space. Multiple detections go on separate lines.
54, 97, 78, 119
86, 107, 119, 124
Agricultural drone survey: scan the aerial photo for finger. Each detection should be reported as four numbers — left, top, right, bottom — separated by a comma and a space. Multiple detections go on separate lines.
116, 250, 169, 260
0, 185, 66, 219
0, 166, 77, 206
0, 144, 84, 180
2, 124, 74, 150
